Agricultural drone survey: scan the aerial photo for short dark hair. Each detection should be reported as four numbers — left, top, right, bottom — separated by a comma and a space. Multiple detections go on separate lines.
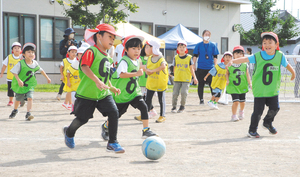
202, 29, 211, 36
125, 38, 143, 51
247, 48, 252, 53
177, 43, 186, 47
93, 31, 106, 44
22, 46, 35, 54
140, 44, 147, 57
233, 50, 244, 55
262, 35, 277, 43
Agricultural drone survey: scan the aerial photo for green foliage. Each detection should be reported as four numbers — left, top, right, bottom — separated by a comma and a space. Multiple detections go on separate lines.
57, 0, 139, 28
236, 0, 299, 47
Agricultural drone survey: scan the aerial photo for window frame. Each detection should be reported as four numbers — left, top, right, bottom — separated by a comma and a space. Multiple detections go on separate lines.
221, 37, 229, 54
130, 21, 153, 35
39, 15, 69, 61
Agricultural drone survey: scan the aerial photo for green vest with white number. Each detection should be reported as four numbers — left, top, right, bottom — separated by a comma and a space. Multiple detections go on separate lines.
226, 63, 249, 94
76, 46, 113, 101
111, 56, 142, 103
11, 60, 40, 94
252, 51, 282, 97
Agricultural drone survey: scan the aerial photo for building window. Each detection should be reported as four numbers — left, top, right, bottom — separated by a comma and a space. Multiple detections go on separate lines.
3, 12, 36, 58
39, 16, 69, 61
155, 25, 175, 37
221, 37, 228, 54
73, 24, 84, 44
130, 21, 153, 35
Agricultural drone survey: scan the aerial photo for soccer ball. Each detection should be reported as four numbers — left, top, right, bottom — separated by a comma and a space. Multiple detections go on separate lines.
142, 136, 166, 160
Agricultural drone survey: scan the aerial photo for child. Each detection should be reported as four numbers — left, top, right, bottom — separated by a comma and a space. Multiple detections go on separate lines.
63, 23, 125, 153
171, 40, 198, 113
101, 35, 157, 141
226, 46, 252, 121
227, 32, 295, 138
138, 42, 157, 118
9, 43, 51, 120
204, 51, 233, 110
144, 40, 168, 123
60, 46, 77, 110
0, 42, 22, 106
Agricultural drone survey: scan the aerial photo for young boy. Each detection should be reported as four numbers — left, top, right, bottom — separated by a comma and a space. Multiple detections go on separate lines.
226, 46, 252, 121
171, 40, 198, 113
227, 32, 295, 138
9, 43, 51, 120
0, 42, 22, 106
60, 46, 77, 110
204, 51, 233, 110
63, 24, 125, 153
101, 35, 157, 140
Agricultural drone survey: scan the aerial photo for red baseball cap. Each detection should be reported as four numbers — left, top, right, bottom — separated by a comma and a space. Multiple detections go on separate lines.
233, 45, 245, 53
84, 24, 122, 46
261, 32, 280, 51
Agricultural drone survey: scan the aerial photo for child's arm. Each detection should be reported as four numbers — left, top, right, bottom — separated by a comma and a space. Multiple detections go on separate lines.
246, 68, 252, 89
0, 65, 7, 78
13, 73, 23, 87
81, 65, 109, 91
140, 62, 146, 70
108, 80, 121, 96
40, 70, 51, 83
60, 65, 64, 82
67, 72, 71, 87
226, 70, 229, 85
204, 73, 210, 81
189, 65, 198, 85
119, 69, 143, 78
227, 57, 249, 68
286, 64, 296, 80
148, 62, 166, 74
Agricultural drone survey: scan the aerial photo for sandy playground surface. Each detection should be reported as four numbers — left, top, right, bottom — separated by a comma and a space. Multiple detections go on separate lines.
0, 91, 300, 177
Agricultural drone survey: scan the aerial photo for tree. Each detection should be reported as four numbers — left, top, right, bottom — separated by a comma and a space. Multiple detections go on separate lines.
57, 0, 139, 29
236, 0, 299, 47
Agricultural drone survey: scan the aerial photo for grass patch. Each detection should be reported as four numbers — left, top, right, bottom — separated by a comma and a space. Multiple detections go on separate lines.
0, 84, 60, 92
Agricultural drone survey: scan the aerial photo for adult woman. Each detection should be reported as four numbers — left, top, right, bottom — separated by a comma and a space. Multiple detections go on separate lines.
59, 28, 78, 58
193, 30, 219, 104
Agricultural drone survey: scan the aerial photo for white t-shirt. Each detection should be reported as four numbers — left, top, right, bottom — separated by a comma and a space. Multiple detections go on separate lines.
116, 59, 139, 76
115, 44, 124, 63
60, 58, 75, 67
292, 44, 300, 62
10, 60, 43, 74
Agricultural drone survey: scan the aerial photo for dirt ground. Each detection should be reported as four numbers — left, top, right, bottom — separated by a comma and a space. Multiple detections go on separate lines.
0, 91, 300, 177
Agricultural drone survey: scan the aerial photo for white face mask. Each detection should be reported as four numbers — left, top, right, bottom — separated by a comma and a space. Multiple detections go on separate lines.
204, 36, 210, 41
69, 33, 74, 39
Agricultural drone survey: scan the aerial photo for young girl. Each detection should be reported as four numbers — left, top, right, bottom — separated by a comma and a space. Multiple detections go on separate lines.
61, 46, 77, 110
138, 43, 157, 118
144, 40, 168, 123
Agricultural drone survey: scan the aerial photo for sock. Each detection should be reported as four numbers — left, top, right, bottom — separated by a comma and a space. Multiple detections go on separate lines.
213, 101, 217, 104
143, 127, 149, 132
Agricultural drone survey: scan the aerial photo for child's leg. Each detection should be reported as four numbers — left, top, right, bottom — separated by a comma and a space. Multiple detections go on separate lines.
27, 98, 33, 112
130, 97, 149, 128
58, 81, 64, 95
249, 97, 266, 132
231, 94, 239, 115
65, 92, 72, 104
180, 82, 190, 107
157, 91, 166, 117
145, 90, 155, 112
7, 81, 14, 102
13, 99, 20, 110
263, 96, 280, 125
172, 82, 181, 108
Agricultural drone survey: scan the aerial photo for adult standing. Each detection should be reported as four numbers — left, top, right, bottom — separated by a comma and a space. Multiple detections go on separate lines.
193, 30, 219, 104
292, 44, 300, 98
59, 28, 78, 59
115, 37, 125, 63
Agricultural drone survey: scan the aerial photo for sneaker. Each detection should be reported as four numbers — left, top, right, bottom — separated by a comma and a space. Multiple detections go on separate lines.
247, 131, 260, 138
207, 101, 215, 109
171, 107, 177, 113
25, 112, 34, 121
106, 143, 125, 153
134, 115, 142, 121
263, 123, 277, 134
149, 109, 157, 118
238, 110, 244, 120
156, 116, 166, 123
231, 115, 239, 122
9, 109, 18, 119
56, 94, 61, 101
101, 122, 109, 141
177, 106, 185, 113
200, 99, 204, 105
67, 104, 73, 111
213, 102, 219, 110
63, 126, 75, 149
62, 102, 70, 110
142, 128, 157, 139
20, 100, 25, 107
7, 101, 13, 106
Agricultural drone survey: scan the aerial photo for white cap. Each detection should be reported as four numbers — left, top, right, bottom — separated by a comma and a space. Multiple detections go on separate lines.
77, 47, 88, 54
222, 51, 233, 58
80, 42, 90, 48
177, 40, 187, 46
11, 42, 22, 49
147, 39, 162, 56
22, 43, 36, 51
68, 46, 78, 52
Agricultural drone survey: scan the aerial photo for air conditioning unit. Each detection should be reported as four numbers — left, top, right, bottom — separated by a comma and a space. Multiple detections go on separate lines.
220, 5, 226, 10
212, 3, 221, 10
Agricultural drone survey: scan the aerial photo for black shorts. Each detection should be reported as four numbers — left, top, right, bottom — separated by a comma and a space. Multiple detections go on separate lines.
116, 96, 147, 118
73, 95, 118, 122
7, 81, 14, 97
231, 93, 246, 102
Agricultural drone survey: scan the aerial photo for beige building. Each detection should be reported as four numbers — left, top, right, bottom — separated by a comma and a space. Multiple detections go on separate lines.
0, 0, 250, 83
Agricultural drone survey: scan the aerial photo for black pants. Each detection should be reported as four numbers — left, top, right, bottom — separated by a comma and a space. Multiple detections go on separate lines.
7, 81, 14, 97
196, 68, 213, 100
249, 96, 280, 132
117, 96, 149, 120
58, 81, 65, 95
294, 62, 300, 96
145, 90, 165, 117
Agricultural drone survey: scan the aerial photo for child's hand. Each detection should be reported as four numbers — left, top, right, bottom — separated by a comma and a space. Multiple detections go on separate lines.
96, 80, 109, 91
145, 69, 153, 75
249, 84, 252, 90
60, 75, 64, 82
193, 77, 198, 85
47, 78, 51, 84
226, 81, 229, 86
291, 73, 296, 81
67, 82, 71, 88
136, 69, 143, 77
18, 80, 24, 87
204, 76, 207, 81
0, 73, 3, 78
226, 61, 233, 68
109, 86, 121, 96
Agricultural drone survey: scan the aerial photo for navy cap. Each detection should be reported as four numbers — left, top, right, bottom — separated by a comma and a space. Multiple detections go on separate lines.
64, 28, 75, 37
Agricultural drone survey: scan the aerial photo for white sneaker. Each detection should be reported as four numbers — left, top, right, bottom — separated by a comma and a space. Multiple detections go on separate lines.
62, 102, 70, 110
56, 94, 61, 101
231, 115, 239, 122
213, 103, 219, 110
149, 109, 157, 118
238, 110, 244, 120
207, 101, 215, 109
